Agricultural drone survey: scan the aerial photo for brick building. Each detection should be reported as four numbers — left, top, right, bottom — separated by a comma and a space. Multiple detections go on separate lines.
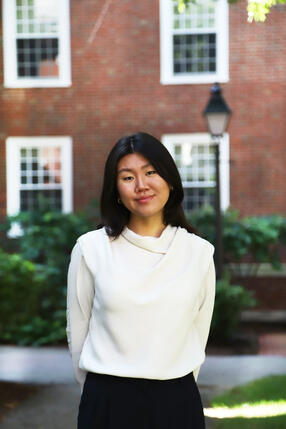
1, 0, 286, 218
0, 0, 286, 307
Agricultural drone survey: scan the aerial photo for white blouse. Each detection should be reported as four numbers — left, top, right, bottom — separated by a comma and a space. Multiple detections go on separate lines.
66, 225, 215, 390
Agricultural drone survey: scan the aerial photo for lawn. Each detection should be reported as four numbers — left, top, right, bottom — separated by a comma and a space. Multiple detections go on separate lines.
205, 375, 286, 429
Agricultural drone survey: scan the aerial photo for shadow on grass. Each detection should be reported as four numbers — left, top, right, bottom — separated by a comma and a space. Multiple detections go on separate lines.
212, 375, 286, 407
211, 414, 286, 429
208, 375, 286, 429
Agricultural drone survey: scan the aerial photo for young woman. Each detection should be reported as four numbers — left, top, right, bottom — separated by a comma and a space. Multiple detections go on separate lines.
67, 132, 216, 429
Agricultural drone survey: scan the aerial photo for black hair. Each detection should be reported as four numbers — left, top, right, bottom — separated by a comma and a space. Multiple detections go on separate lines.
100, 132, 198, 237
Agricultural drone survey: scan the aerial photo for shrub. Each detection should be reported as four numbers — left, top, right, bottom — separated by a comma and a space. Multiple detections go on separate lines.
210, 275, 256, 342
0, 249, 43, 344
187, 206, 286, 276
0, 199, 100, 345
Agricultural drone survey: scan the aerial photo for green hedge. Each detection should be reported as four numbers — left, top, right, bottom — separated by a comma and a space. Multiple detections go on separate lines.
187, 206, 286, 275
0, 249, 62, 345
210, 275, 256, 341
0, 199, 99, 345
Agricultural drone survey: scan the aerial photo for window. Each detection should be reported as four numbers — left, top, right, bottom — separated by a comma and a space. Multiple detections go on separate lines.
160, 0, 229, 84
3, 0, 71, 87
162, 133, 229, 211
6, 137, 73, 219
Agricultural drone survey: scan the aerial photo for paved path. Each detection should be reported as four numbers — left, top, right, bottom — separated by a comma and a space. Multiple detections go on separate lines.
1, 346, 286, 428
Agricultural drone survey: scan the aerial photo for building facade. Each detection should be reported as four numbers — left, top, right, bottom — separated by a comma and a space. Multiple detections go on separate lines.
0, 0, 286, 220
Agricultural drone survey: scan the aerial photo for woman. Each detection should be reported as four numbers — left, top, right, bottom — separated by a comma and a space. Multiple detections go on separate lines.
66, 132, 216, 429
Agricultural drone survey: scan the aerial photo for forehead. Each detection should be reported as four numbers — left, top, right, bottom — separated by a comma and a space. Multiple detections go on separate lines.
117, 153, 151, 171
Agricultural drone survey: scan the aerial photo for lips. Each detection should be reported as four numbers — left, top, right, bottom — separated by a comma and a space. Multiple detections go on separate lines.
137, 195, 154, 203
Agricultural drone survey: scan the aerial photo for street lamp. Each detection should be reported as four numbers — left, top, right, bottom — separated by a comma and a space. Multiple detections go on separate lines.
203, 83, 232, 279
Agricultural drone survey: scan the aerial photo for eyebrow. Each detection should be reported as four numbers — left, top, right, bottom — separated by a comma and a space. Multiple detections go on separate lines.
117, 163, 152, 174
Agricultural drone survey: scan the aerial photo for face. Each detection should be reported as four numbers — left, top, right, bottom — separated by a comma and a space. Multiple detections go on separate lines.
116, 153, 171, 224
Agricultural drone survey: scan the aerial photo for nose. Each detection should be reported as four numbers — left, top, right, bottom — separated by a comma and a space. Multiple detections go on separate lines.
135, 174, 149, 192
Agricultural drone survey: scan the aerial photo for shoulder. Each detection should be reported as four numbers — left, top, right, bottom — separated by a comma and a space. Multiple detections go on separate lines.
74, 227, 109, 276
177, 227, 215, 257
76, 227, 108, 246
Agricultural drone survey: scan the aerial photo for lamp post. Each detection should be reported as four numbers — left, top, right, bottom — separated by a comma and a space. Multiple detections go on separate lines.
203, 83, 231, 279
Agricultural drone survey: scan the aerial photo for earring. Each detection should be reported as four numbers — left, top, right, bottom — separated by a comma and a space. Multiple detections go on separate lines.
170, 186, 174, 191
117, 197, 122, 204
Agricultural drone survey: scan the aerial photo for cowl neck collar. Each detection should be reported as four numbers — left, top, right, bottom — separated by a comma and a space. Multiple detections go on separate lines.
121, 225, 177, 254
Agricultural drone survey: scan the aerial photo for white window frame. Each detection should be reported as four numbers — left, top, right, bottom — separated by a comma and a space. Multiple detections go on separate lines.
162, 133, 230, 210
2, 0, 71, 88
160, 0, 229, 85
6, 137, 73, 223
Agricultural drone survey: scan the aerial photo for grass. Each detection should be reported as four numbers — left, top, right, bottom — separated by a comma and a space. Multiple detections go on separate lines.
205, 375, 286, 429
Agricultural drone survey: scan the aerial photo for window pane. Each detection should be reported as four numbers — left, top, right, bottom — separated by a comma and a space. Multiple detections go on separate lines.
16, 0, 59, 35
173, 141, 216, 210
16, 38, 59, 77
20, 189, 62, 212
172, 0, 216, 30
173, 34, 216, 74
20, 144, 62, 187
183, 187, 215, 211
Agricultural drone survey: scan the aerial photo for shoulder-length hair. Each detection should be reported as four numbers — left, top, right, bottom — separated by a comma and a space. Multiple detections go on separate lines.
100, 132, 198, 237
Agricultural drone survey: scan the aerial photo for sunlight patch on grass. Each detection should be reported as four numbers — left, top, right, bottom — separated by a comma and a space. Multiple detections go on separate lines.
205, 401, 286, 419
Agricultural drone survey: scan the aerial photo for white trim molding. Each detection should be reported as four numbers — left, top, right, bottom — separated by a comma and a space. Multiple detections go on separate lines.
162, 132, 230, 211
6, 136, 73, 218
160, 0, 229, 85
2, 0, 71, 88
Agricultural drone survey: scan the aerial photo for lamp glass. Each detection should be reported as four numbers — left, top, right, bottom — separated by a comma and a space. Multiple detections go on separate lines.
205, 112, 230, 137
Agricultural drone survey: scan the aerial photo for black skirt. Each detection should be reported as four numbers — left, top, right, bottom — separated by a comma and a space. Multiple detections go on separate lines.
77, 371, 205, 429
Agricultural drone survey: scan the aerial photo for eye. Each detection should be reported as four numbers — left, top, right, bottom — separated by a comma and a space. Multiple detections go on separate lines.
122, 175, 134, 182
146, 170, 157, 176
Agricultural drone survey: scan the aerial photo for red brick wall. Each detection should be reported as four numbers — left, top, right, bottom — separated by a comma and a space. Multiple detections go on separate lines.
0, 0, 286, 218
235, 276, 286, 310
228, 2, 286, 216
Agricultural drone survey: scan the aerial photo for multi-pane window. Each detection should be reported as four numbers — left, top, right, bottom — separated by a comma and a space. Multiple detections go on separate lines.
3, 0, 71, 87
19, 146, 63, 211
6, 137, 73, 219
160, 0, 229, 84
173, 1, 216, 74
173, 142, 216, 210
162, 133, 229, 211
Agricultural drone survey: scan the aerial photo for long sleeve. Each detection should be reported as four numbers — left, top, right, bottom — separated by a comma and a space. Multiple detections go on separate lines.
66, 242, 95, 390
193, 258, 216, 381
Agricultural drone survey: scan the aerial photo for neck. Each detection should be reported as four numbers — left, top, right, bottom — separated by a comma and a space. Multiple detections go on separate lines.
127, 216, 166, 237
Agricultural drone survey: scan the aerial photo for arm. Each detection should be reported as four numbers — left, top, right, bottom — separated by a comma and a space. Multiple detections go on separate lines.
66, 242, 95, 390
193, 258, 216, 381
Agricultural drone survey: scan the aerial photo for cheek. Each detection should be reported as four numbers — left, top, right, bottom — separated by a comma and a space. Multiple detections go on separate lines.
117, 182, 131, 201
116, 182, 125, 201
158, 181, 171, 199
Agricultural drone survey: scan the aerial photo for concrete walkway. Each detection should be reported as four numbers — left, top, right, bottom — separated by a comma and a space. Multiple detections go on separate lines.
1, 346, 286, 429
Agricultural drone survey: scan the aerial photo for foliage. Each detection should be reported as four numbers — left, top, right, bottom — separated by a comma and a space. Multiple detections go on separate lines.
0, 249, 49, 345
210, 274, 256, 341
0, 199, 100, 345
176, 0, 286, 22
211, 375, 286, 428
0, 197, 100, 267
247, 0, 286, 22
187, 206, 286, 277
